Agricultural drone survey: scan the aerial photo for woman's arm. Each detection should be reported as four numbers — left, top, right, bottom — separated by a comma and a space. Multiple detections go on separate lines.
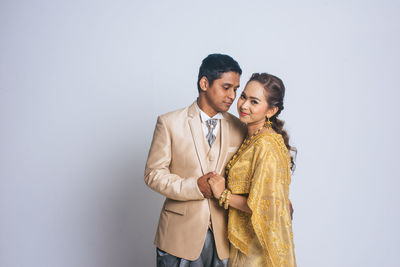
208, 174, 252, 213
208, 173, 293, 217
228, 194, 252, 213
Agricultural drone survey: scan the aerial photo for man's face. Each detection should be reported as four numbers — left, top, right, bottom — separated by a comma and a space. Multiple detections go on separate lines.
203, 71, 240, 113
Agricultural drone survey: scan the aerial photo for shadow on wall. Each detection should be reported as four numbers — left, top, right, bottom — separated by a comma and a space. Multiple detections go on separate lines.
79, 136, 163, 267
115, 140, 163, 267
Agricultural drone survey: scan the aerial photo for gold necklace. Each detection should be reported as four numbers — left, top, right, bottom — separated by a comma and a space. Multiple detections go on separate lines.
225, 123, 266, 176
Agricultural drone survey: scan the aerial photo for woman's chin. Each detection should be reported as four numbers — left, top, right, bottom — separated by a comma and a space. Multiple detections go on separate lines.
238, 116, 249, 124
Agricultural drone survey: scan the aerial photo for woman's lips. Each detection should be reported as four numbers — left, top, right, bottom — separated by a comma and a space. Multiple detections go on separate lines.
239, 112, 248, 116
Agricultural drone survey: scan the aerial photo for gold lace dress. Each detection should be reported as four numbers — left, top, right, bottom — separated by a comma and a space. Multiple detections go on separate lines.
226, 132, 296, 267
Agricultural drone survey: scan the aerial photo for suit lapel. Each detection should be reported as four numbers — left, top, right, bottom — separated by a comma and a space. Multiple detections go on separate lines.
188, 102, 207, 175
216, 114, 230, 174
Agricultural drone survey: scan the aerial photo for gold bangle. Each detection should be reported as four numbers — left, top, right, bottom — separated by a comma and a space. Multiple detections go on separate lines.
224, 189, 232, 210
219, 189, 228, 207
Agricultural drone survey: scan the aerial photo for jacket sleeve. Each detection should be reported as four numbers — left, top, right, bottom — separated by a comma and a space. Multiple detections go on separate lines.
144, 116, 204, 201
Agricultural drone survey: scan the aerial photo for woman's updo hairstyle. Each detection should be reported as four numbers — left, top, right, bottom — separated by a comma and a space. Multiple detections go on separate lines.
248, 73, 297, 171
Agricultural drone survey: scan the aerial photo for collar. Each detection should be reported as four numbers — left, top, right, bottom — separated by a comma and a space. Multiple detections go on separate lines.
195, 102, 224, 122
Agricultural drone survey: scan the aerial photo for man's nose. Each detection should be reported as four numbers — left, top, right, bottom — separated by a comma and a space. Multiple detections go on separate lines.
227, 89, 236, 100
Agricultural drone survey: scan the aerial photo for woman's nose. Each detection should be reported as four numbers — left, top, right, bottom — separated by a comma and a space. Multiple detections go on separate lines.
241, 101, 249, 110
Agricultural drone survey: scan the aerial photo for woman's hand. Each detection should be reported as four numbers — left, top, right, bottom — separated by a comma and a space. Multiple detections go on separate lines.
207, 174, 226, 199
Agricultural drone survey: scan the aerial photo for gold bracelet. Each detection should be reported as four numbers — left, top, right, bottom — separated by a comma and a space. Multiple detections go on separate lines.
219, 189, 228, 207
224, 189, 232, 210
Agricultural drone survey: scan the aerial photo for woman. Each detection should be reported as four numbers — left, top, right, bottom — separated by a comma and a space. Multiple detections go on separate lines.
208, 73, 297, 266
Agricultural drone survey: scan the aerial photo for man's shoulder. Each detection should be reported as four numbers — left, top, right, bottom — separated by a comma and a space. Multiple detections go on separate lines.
159, 105, 189, 120
223, 112, 240, 123
156, 104, 194, 126
224, 112, 246, 132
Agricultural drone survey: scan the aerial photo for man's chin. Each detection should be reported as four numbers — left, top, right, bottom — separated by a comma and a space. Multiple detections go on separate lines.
218, 105, 231, 112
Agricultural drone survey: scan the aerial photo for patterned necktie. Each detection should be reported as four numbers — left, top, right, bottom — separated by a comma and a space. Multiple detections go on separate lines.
205, 119, 218, 147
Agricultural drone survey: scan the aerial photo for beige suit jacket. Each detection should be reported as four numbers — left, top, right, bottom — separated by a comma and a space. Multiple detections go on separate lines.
144, 101, 246, 260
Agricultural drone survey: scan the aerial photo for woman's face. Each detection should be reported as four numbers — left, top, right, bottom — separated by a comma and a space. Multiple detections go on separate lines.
237, 81, 272, 125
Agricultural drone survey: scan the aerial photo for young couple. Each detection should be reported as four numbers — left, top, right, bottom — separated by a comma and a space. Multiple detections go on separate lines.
144, 54, 296, 267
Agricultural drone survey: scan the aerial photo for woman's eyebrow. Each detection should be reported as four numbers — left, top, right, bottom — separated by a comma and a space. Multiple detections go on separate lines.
248, 96, 261, 101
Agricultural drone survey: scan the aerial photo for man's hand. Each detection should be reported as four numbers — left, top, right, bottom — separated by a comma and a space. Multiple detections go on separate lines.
197, 172, 215, 198
208, 174, 226, 199
289, 200, 294, 220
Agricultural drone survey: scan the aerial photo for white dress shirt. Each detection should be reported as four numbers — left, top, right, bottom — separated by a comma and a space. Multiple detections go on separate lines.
195, 102, 224, 139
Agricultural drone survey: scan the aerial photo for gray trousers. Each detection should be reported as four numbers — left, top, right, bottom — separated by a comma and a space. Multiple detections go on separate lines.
156, 229, 228, 267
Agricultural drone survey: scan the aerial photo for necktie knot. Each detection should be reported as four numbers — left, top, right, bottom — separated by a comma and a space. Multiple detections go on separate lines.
206, 119, 217, 129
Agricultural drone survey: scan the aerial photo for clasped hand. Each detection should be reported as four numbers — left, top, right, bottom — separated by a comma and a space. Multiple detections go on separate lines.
197, 172, 225, 199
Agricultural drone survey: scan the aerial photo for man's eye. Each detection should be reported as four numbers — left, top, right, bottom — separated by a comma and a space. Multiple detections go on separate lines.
240, 95, 245, 99
251, 100, 258, 104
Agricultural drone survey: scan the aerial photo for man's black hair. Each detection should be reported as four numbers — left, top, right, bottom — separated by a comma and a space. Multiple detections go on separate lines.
197, 54, 242, 92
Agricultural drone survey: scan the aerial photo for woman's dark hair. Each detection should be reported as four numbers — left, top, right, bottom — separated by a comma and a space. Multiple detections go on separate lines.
197, 54, 242, 92
248, 73, 297, 172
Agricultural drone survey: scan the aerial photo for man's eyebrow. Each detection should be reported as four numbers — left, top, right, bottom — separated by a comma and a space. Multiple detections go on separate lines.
222, 82, 240, 88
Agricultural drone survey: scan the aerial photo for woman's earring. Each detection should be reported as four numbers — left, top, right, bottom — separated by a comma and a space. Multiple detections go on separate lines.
265, 117, 272, 128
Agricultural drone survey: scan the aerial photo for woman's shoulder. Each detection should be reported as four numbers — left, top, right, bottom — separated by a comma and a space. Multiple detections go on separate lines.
254, 131, 283, 146
252, 131, 288, 155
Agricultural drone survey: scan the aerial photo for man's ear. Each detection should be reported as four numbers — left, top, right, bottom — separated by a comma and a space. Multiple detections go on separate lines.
266, 106, 279, 118
199, 76, 209, 92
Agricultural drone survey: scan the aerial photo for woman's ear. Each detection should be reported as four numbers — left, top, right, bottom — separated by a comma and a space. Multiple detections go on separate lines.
266, 106, 279, 118
199, 76, 209, 92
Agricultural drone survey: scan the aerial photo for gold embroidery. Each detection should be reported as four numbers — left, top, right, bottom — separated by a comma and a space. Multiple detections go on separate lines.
227, 132, 296, 266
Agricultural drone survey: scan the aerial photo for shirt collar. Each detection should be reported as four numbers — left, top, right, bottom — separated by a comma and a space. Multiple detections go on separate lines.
195, 102, 224, 122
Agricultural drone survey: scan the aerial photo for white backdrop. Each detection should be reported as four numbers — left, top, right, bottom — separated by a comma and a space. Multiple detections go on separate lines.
1, 1, 400, 266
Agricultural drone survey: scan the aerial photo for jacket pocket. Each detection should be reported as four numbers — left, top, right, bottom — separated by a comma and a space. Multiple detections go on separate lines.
164, 199, 187, 215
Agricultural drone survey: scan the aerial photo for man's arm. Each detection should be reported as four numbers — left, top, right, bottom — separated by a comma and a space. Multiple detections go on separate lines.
144, 116, 211, 201
289, 200, 294, 220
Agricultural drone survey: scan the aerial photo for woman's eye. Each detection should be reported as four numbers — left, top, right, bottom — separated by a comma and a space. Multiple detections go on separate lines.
251, 100, 258, 104
240, 94, 245, 99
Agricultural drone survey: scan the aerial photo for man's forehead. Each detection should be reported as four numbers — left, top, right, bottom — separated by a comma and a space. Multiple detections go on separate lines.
217, 71, 240, 83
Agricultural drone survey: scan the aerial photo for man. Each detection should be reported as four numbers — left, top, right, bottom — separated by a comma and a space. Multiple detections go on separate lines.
144, 54, 246, 266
